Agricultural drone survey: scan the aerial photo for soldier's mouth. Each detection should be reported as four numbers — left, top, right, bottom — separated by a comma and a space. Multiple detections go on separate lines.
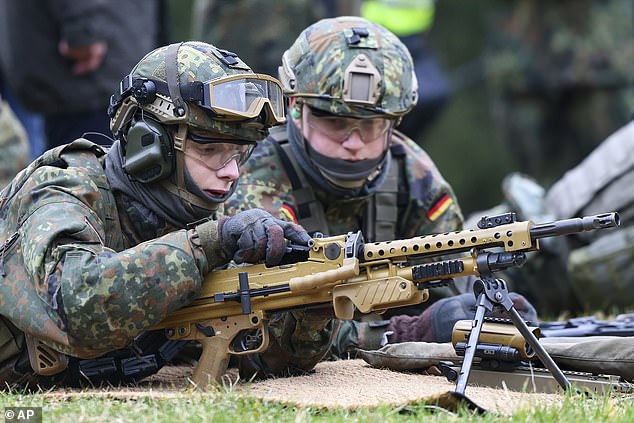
205, 189, 227, 198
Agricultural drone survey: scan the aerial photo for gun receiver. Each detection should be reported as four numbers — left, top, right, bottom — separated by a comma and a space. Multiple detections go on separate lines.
154, 212, 619, 388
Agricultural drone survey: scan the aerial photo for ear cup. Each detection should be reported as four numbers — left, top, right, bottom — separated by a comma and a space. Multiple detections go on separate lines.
123, 119, 173, 183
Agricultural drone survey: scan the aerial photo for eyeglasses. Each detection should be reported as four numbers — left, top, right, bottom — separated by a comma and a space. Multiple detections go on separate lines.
185, 132, 255, 170
201, 74, 286, 125
304, 105, 392, 143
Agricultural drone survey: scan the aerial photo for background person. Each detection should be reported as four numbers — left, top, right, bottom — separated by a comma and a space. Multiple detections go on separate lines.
0, 95, 30, 188
360, 0, 453, 143
0, 0, 166, 149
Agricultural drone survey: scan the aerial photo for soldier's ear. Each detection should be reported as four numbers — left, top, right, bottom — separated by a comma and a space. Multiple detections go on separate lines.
289, 98, 302, 121
291, 106, 301, 120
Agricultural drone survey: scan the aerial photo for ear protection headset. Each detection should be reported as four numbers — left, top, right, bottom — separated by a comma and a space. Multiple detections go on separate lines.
123, 116, 174, 183
121, 73, 175, 183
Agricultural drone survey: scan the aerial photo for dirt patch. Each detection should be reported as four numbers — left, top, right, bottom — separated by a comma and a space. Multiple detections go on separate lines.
41, 360, 562, 414
230, 360, 562, 413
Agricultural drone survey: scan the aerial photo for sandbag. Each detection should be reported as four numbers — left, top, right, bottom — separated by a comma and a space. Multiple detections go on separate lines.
540, 336, 634, 381
359, 336, 634, 381
358, 342, 458, 371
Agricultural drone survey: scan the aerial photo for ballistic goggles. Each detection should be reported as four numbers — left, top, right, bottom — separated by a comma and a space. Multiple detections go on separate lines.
185, 131, 255, 171
304, 104, 393, 143
201, 74, 285, 124
110, 73, 286, 126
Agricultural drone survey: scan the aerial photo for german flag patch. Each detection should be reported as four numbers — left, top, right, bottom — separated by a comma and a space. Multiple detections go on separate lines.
280, 203, 299, 223
426, 193, 453, 222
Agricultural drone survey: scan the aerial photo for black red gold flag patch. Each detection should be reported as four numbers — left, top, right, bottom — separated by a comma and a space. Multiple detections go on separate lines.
426, 193, 453, 222
280, 203, 299, 223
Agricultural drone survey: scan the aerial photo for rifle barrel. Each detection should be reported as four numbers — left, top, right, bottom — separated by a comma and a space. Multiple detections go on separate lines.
530, 213, 620, 240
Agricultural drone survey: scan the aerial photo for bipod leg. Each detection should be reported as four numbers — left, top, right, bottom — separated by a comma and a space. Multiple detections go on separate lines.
454, 284, 493, 395
477, 277, 574, 393
505, 305, 573, 392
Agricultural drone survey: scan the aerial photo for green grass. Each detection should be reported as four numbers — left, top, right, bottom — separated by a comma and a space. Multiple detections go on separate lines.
1, 387, 632, 423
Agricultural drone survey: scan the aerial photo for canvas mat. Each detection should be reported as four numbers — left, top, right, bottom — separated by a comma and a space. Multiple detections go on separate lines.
42, 360, 563, 415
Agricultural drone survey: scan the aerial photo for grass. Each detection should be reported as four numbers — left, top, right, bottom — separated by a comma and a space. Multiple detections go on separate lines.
1, 385, 632, 423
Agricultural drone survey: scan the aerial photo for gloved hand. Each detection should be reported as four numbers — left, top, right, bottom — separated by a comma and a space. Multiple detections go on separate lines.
219, 208, 312, 266
386, 292, 538, 344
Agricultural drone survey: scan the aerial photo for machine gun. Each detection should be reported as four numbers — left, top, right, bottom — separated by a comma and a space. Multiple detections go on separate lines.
540, 313, 634, 337
154, 212, 619, 389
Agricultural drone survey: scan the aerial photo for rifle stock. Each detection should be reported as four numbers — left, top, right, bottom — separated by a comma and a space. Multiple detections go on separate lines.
154, 212, 619, 388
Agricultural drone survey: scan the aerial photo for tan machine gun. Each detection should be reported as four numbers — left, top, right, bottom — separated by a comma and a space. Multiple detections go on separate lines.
154, 212, 620, 390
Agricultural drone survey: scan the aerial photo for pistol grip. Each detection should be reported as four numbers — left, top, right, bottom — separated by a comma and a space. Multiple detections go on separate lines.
167, 310, 266, 389
191, 336, 232, 388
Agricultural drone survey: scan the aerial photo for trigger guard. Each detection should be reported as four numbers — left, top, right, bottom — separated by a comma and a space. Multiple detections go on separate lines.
228, 322, 270, 356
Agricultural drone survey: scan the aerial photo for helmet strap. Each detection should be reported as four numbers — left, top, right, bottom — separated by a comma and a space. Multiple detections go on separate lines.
160, 124, 221, 213
165, 42, 187, 117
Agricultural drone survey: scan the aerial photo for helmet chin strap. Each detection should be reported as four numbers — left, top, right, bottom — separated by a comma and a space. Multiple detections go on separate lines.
160, 124, 228, 214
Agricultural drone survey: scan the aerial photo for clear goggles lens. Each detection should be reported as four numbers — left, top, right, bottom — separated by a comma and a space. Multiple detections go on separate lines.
305, 106, 392, 143
202, 74, 285, 124
186, 132, 255, 170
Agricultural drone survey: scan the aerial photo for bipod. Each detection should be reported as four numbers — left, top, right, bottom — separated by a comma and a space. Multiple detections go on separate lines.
452, 277, 574, 395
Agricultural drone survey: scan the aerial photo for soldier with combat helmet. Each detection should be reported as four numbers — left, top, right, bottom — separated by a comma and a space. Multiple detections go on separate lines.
222, 16, 468, 377
0, 41, 311, 388
226, 16, 462, 253
224, 18, 539, 377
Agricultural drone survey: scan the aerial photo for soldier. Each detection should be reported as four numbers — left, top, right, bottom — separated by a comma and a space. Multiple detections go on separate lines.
0, 95, 30, 188
0, 41, 311, 388
222, 16, 466, 377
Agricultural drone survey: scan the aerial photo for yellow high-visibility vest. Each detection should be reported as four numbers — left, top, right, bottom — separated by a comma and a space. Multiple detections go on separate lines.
361, 0, 435, 37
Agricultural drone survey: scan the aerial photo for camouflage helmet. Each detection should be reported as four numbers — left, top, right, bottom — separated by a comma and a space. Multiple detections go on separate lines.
107, 41, 286, 214
110, 41, 285, 142
278, 16, 418, 119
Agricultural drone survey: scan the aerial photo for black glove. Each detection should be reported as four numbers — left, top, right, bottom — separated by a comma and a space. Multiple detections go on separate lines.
387, 292, 539, 344
219, 209, 312, 266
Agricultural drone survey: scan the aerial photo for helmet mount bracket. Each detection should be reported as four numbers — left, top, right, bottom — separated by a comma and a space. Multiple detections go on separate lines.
343, 53, 381, 106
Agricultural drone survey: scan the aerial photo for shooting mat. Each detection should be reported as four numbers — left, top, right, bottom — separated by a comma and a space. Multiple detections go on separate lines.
42, 360, 562, 415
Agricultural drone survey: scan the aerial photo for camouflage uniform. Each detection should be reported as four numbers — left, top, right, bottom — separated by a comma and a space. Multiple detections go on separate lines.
0, 141, 209, 381
462, 119, 634, 316
484, 0, 634, 184
0, 97, 29, 189
223, 17, 463, 376
0, 42, 291, 387
545, 120, 634, 313
225, 131, 462, 238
